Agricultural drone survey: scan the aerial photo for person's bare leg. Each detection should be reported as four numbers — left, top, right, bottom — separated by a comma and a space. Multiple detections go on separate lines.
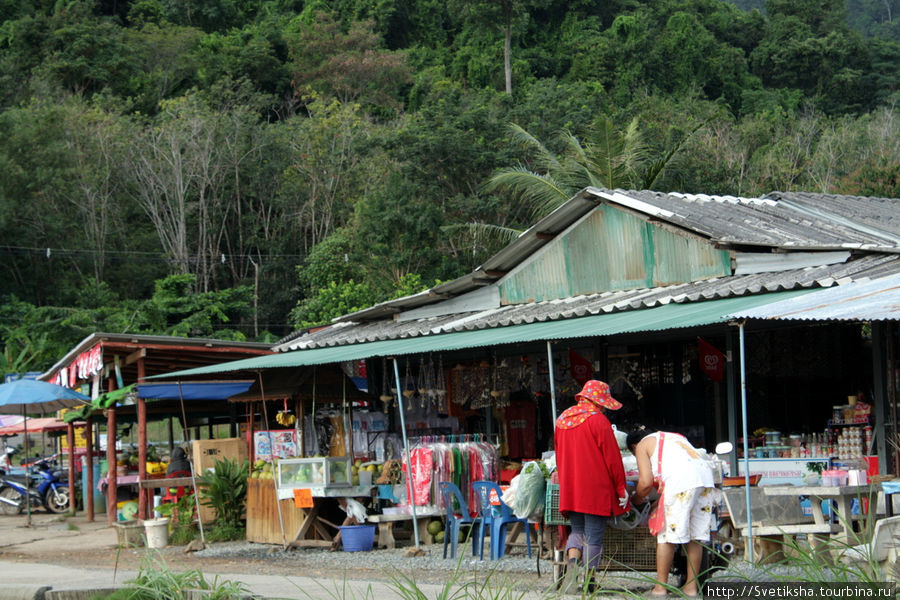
653, 542, 676, 594
681, 541, 703, 596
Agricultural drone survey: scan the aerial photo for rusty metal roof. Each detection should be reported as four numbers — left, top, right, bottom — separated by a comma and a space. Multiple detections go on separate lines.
275, 254, 900, 351
275, 188, 900, 351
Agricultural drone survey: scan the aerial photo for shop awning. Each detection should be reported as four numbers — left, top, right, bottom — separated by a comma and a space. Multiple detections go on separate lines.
149, 290, 812, 380
727, 273, 900, 322
137, 380, 254, 400
0, 417, 69, 435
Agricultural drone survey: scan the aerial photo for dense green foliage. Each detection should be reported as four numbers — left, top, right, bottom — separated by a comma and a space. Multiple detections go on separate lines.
0, 0, 898, 375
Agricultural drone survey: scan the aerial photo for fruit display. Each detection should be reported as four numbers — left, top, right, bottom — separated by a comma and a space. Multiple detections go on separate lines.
275, 457, 353, 489
250, 459, 275, 480
351, 459, 383, 485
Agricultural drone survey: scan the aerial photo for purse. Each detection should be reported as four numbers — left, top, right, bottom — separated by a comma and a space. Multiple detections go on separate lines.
648, 432, 666, 536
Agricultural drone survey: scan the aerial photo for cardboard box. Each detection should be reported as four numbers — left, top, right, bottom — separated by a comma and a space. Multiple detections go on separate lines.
190, 438, 248, 523
191, 438, 248, 475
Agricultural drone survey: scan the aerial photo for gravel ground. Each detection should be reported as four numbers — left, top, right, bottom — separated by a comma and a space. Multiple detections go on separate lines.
189, 541, 654, 594
195, 541, 543, 574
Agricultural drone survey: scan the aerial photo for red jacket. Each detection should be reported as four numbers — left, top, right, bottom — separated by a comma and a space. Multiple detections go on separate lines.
555, 411, 627, 517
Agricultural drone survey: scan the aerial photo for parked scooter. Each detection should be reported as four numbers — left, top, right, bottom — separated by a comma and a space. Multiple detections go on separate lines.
0, 457, 70, 515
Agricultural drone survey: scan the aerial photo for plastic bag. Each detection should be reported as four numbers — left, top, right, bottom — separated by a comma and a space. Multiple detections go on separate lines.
340, 498, 368, 523
511, 461, 547, 521
610, 501, 651, 530
503, 473, 521, 508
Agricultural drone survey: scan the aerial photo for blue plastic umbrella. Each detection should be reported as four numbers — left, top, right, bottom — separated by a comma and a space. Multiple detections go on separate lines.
0, 379, 90, 524
0, 379, 90, 413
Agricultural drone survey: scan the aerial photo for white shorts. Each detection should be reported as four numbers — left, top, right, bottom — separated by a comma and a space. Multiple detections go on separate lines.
658, 486, 715, 544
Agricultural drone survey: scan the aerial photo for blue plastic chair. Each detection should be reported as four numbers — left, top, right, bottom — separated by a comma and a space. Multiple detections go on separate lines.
472, 480, 532, 560
438, 481, 480, 559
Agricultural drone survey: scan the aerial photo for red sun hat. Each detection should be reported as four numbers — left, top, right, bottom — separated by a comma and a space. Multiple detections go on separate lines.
575, 380, 622, 410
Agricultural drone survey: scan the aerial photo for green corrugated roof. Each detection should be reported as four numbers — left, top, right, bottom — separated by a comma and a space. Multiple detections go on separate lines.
149, 290, 811, 379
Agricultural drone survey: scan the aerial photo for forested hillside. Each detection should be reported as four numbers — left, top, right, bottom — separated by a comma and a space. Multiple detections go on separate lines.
1, 0, 898, 375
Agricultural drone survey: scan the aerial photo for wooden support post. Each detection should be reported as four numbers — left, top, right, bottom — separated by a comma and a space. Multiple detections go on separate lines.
66, 422, 76, 515
137, 356, 148, 520
106, 378, 117, 526
248, 402, 255, 463
85, 416, 94, 522
106, 406, 117, 526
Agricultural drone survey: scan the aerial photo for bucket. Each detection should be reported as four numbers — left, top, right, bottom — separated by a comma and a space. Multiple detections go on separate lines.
339, 524, 375, 552
143, 517, 170, 549
114, 520, 144, 547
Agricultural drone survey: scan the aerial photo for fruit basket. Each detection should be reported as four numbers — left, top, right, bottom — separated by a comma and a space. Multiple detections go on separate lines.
276, 457, 352, 489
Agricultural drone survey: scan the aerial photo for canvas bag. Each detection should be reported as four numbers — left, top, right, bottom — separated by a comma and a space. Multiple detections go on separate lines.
648, 432, 666, 536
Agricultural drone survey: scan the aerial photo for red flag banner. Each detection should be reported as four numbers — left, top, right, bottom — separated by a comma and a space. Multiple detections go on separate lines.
569, 350, 593, 386
698, 338, 725, 382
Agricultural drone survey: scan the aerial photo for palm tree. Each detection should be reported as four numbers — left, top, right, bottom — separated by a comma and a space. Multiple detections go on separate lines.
484, 117, 697, 224
443, 116, 703, 262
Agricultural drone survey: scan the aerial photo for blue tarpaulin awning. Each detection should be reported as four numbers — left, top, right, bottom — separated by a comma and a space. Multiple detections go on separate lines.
137, 380, 254, 401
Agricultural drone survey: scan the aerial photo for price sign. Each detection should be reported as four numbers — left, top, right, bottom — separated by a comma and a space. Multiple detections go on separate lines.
293, 488, 313, 508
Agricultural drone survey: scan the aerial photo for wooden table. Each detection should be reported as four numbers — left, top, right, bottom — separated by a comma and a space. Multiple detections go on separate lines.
763, 484, 874, 544
139, 476, 194, 489
368, 507, 443, 548
275, 485, 374, 548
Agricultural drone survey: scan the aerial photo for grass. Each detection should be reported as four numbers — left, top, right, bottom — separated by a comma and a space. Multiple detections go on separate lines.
90, 498, 900, 600
94, 551, 250, 600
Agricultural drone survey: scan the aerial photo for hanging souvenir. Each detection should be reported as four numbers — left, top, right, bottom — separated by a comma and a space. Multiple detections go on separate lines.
380, 359, 393, 414
681, 345, 693, 384
403, 358, 416, 410
435, 356, 447, 408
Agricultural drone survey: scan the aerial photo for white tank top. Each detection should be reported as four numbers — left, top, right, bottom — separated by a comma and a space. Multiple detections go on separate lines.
648, 432, 714, 496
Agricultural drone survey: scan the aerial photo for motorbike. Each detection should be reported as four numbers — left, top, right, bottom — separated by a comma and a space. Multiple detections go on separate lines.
0, 457, 70, 515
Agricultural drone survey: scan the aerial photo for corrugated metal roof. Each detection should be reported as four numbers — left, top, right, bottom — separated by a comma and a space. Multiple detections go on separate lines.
152, 290, 811, 379
276, 254, 900, 351
613, 189, 900, 251
294, 188, 900, 336
728, 273, 900, 322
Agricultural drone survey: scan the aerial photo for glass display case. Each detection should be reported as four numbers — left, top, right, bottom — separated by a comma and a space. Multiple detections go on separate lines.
276, 457, 352, 489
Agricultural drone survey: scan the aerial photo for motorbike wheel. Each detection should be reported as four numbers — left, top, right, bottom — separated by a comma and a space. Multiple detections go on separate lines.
0, 486, 24, 515
45, 487, 70, 514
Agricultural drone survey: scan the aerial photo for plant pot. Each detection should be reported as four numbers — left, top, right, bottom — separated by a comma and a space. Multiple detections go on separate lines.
803, 472, 820, 486
144, 517, 170, 549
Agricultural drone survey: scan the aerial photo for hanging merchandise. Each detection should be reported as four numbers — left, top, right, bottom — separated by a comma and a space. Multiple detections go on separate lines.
380, 359, 393, 414
417, 356, 430, 409
682, 344, 693, 384
402, 435, 499, 510
662, 354, 675, 385
328, 411, 346, 457
434, 356, 447, 409
403, 358, 416, 411
302, 414, 319, 456
276, 398, 296, 426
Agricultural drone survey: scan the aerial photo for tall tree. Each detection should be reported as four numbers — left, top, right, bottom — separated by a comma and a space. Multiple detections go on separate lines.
286, 12, 410, 113
450, 0, 550, 94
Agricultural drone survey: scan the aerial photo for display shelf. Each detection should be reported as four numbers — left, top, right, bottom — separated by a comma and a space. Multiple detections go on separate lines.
276, 457, 352, 489
827, 416, 871, 427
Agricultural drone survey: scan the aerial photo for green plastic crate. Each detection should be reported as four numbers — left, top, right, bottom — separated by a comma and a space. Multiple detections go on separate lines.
544, 483, 569, 525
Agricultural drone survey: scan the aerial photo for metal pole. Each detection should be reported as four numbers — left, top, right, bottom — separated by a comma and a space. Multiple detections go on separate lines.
23, 408, 31, 527
177, 382, 205, 545
738, 322, 754, 564
393, 357, 420, 548
547, 341, 558, 421
258, 372, 287, 550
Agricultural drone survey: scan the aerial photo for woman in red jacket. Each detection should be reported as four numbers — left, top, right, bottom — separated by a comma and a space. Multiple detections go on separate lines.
555, 380, 628, 590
